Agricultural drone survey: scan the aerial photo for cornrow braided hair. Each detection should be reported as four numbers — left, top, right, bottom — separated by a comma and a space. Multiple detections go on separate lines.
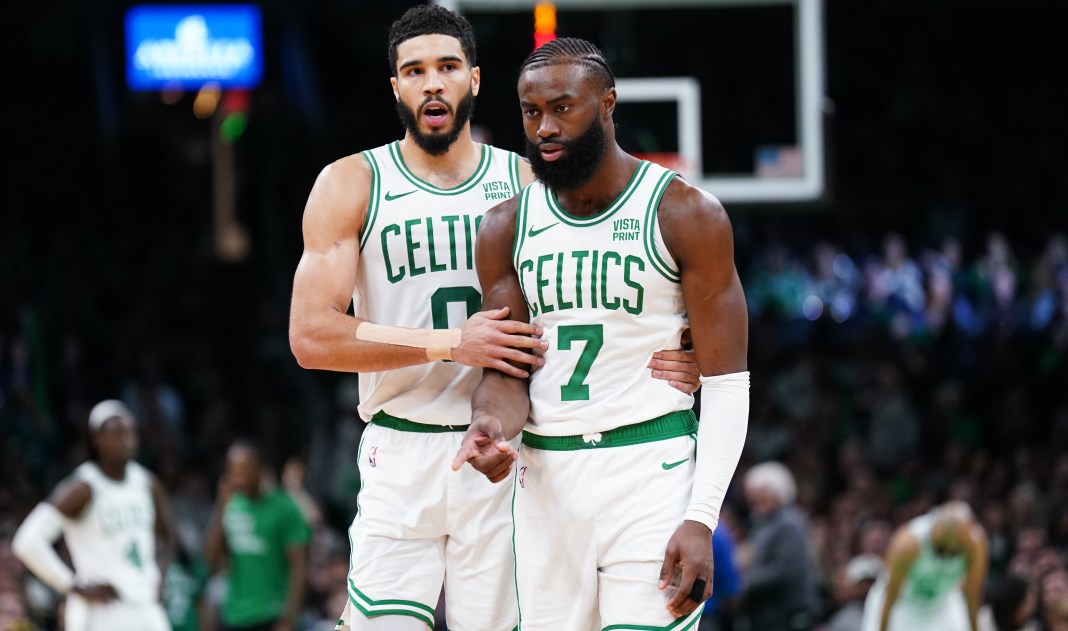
521, 37, 615, 89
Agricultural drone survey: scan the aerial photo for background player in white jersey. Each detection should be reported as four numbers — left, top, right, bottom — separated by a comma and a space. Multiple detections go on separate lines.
862, 501, 989, 631
289, 7, 705, 631
12, 399, 174, 631
454, 38, 750, 630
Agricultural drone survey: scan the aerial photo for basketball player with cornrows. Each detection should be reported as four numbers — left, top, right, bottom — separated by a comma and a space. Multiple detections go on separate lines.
454, 38, 750, 630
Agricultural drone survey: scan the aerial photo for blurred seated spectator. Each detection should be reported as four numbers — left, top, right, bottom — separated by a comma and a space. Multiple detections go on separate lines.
828, 553, 883, 631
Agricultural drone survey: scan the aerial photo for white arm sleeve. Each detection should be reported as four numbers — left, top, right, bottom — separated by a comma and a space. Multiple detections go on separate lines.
684, 371, 750, 531
12, 503, 75, 593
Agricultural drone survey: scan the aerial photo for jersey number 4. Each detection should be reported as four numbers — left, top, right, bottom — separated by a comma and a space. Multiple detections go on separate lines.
126, 540, 143, 569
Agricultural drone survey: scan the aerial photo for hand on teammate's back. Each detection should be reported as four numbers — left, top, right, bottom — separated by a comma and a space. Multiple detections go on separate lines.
649, 348, 702, 394
452, 307, 547, 378
452, 417, 518, 483
71, 583, 119, 603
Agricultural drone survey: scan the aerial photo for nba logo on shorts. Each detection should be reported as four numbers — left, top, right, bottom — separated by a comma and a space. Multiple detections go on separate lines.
369, 446, 378, 468
519, 466, 527, 488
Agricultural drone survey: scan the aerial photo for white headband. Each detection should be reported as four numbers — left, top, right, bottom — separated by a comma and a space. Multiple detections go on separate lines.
88, 400, 134, 433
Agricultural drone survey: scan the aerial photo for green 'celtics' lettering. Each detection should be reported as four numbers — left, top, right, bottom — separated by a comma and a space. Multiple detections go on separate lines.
623, 255, 644, 315
600, 251, 621, 310
536, 254, 555, 315
572, 250, 589, 309
382, 224, 403, 283
426, 217, 447, 273
442, 215, 460, 270
377, 215, 482, 284
404, 218, 426, 278
555, 252, 574, 311
518, 249, 645, 316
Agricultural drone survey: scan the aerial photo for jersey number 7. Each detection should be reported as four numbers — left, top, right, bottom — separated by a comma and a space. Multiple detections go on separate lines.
558, 324, 603, 401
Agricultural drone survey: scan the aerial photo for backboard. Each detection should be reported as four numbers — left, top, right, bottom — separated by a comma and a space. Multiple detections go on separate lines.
447, 0, 826, 204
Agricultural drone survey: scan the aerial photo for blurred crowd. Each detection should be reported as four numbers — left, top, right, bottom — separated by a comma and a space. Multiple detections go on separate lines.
718, 229, 1068, 629
745, 230, 1068, 349
1, 227, 1067, 630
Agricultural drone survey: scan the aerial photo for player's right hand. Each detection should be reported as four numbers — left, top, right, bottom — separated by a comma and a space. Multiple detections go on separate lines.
451, 417, 518, 483
452, 307, 547, 378
71, 582, 120, 603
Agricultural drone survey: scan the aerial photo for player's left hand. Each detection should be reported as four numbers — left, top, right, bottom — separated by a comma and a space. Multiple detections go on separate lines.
451, 417, 519, 483
649, 349, 701, 394
272, 620, 295, 631
659, 520, 714, 618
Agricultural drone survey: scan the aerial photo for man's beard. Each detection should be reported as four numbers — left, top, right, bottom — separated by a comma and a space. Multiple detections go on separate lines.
396, 89, 476, 157
525, 117, 608, 192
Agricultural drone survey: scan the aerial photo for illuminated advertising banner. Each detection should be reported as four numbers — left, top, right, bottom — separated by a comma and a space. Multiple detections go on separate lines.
125, 4, 263, 90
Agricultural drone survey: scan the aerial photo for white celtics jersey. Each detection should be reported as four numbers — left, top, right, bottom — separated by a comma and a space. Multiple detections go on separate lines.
355, 141, 523, 425
513, 160, 692, 436
64, 461, 159, 604
900, 513, 967, 604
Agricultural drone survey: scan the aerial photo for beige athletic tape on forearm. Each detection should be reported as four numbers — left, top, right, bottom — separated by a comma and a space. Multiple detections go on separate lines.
355, 322, 462, 361
12, 503, 75, 593
685, 371, 750, 531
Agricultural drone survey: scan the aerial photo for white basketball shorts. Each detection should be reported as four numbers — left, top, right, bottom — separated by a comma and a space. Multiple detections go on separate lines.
65, 597, 171, 631
513, 410, 704, 631
861, 580, 970, 631
344, 413, 518, 631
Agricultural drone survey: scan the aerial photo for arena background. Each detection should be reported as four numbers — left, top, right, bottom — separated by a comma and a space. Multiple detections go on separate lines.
2, 1, 1067, 629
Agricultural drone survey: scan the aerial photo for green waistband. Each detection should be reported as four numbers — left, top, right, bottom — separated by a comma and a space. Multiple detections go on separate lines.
521, 409, 696, 451
370, 411, 469, 433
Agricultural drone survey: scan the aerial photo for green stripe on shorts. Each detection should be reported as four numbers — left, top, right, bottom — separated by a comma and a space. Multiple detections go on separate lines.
370, 411, 469, 433
348, 579, 435, 628
602, 606, 703, 630
521, 410, 696, 451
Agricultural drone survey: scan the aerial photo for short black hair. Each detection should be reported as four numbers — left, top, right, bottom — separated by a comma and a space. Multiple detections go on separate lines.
388, 4, 477, 76
521, 37, 615, 90
229, 438, 263, 462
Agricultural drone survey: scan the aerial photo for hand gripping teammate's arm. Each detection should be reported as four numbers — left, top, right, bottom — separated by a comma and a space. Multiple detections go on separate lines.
289, 156, 544, 377
12, 478, 120, 603
655, 178, 750, 619
650, 336, 703, 394
452, 195, 534, 482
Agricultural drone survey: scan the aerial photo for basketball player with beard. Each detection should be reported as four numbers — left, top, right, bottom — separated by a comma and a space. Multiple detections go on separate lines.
453, 38, 750, 629
289, 8, 701, 630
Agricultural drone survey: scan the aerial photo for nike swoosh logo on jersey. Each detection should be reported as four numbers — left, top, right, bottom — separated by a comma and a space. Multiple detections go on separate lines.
662, 458, 689, 470
527, 222, 559, 238
384, 190, 416, 201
